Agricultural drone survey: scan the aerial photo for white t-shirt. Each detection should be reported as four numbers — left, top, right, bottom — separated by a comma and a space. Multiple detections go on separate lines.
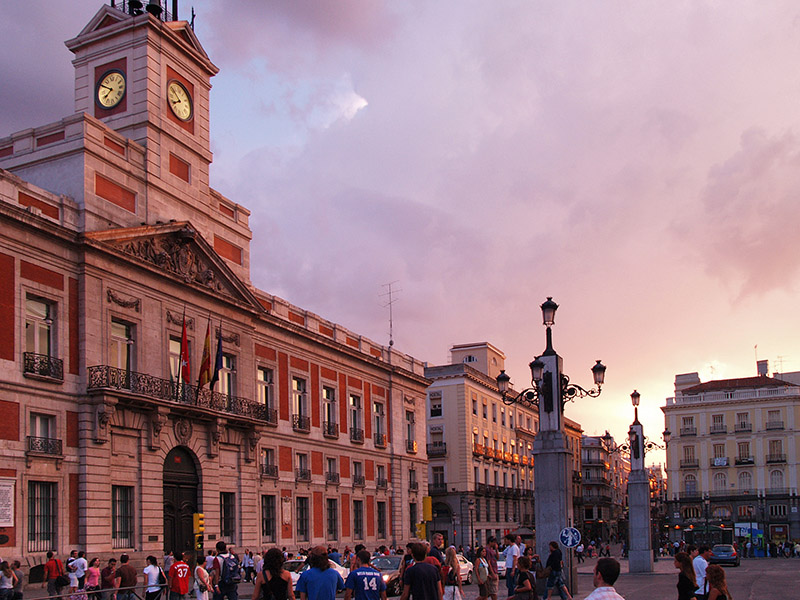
144, 564, 161, 593
204, 555, 215, 571
74, 558, 88, 579
693, 555, 708, 595
505, 544, 520, 569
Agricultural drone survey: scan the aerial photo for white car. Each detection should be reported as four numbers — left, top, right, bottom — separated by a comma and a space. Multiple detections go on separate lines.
456, 554, 474, 585
496, 550, 507, 579
284, 558, 349, 589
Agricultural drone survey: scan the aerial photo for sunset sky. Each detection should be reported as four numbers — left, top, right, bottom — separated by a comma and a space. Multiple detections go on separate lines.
5, 1, 800, 466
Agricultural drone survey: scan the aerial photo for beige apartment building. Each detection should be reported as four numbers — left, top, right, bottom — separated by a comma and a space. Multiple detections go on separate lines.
423, 343, 583, 547
581, 434, 630, 542
0, 3, 429, 565
662, 368, 800, 548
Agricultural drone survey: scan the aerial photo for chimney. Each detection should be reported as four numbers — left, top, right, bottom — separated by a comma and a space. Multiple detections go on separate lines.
757, 360, 769, 377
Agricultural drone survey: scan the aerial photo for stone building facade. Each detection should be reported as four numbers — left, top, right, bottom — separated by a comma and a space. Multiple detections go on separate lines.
580, 434, 630, 542
0, 3, 429, 565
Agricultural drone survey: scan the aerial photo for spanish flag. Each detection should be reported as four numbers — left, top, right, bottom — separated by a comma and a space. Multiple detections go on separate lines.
197, 318, 212, 388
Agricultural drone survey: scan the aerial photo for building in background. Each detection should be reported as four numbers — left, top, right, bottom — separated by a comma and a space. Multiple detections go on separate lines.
0, 3, 429, 564
662, 364, 800, 549
647, 464, 668, 552
581, 434, 630, 542
424, 342, 582, 548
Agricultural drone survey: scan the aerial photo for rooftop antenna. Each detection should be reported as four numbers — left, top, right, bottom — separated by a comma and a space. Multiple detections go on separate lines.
776, 355, 787, 373
380, 281, 401, 347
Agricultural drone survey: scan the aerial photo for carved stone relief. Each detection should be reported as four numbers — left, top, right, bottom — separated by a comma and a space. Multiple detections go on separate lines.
174, 418, 193, 445
95, 403, 116, 444
166, 310, 194, 330
107, 289, 141, 312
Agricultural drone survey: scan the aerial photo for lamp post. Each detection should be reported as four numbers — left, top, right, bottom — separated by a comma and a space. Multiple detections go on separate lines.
603, 391, 669, 573
496, 297, 606, 595
704, 496, 711, 546
468, 499, 475, 552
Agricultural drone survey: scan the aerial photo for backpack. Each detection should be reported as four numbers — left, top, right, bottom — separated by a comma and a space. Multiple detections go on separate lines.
158, 568, 167, 586
220, 554, 241, 585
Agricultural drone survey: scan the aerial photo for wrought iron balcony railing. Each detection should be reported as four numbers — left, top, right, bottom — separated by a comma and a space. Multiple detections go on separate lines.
292, 414, 311, 432
679, 427, 697, 436
24, 352, 64, 381
734, 423, 752, 433
428, 482, 448, 495
111, 0, 176, 22
735, 456, 754, 465
27, 436, 62, 455
350, 427, 364, 443
295, 468, 311, 482
766, 421, 784, 430
374, 432, 387, 448
406, 440, 418, 453
87, 365, 268, 420
427, 442, 447, 457
709, 425, 727, 434
766, 453, 786, 463
323, 420, 338, 438
679, 458, 699, 468
264, 407, 278, 426
325, 472, 340, 485
377, 477, 388, 489
409, 480, 419, 491
260, 464, 278, 479
709, 457, 729, 467
353, 474, 366, 487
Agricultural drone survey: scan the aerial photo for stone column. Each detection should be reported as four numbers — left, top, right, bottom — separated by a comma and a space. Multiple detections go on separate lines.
627, 420, 653, 573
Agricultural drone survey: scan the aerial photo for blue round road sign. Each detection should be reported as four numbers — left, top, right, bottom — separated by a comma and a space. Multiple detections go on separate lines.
559, 527, 581, 548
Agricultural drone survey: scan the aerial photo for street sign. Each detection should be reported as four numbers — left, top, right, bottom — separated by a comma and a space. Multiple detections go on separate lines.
559, 527, 581, 548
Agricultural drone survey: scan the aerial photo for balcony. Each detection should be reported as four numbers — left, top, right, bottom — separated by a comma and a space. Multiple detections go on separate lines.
427, 442, 447, 457
484, 447, 495, 459
583, 494, 612, 504
766, 421, 784, 431
428, 482, 448, 495
377, 477, 388, 489
23, 352, 64, 382
583, 476, 611, 485
503, 452, 513, 463
295, 468, 311, 482
409, 480, 419, 491
766, 453, 786, 463
521, 456, 529, 466
734, 423, 752, 433
264, 407, 278, 426
709, 425, 727, 435
292, 414, 311, 433
350, 427, 364, 443
680, 427, 697, 437
734, 456, 754, 466
27, 436, 62, 456
679, 458, 699, 468
583, 457, 606, 466
325, 472, 340, 485
260, 464, 278, 479
87, 365, 268, 420
512, 454, 520, 464
473, 443, 485, 456
322, 420, 338, 438
406, 440, 418, 453
353, 474, 366, 487
374, 432, 387, 448
475, 483, 487, 495
709, 457, 729, 467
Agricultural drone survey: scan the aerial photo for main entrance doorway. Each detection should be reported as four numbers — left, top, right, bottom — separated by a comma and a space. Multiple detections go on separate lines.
163, 446, 199, 554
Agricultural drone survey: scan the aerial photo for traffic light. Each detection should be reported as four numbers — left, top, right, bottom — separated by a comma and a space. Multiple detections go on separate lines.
193, 513, 205, 551
415, 522, 426, 539
422, 497, 432, 522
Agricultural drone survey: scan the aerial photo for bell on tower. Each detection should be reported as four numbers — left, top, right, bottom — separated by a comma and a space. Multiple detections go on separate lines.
145, 1, 163, 17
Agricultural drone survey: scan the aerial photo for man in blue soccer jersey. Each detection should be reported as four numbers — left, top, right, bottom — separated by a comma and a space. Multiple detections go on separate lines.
344, 550, 387, 600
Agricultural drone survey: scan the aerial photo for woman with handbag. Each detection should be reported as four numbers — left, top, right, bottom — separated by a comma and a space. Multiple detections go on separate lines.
193, 555, 212, 600
143, 556, 162, 600
442, 548, 463, 600
474, 546, 489, 600
86, 559, 102, 600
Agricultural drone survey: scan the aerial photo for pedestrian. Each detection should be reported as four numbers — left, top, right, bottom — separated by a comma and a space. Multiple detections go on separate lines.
205, 553, 216, 573
693, 546, 712, 600
251, 548, 293, 600
428, 535, 445, 566
398, 544, 414, 588
400, 543, 443, 600
705, 565, 731, 600
584, 558, 623, 600
344, 550, 387, 600
75, 552, 89, 591
296, 546, 344, 600
474, 546, 489, 600
511, 556, 544, 600
67, 551, 80, 594
142, 556, 163, 600
10, 561, 22, 600
544, 542, 571, 600
211, 541, 241, 600
164, 553, 176, 575
100, 558, 118, 600
45, 551, 67, 598
242, 552, 254, 584
86, 558, 102, 600
193, 554, 212, 600
673, 552, 696, 600
0, 562, 18, 600
441, 548, 462, 600
168, 552, 191, 600
116, 555, 138, 600
503, 534, 520, 599
575, 544, 583, 565
485, 537, 499, 600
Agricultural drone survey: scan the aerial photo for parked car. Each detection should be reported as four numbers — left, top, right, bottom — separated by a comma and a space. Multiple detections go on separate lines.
709, 544, 740, 567
284, 558, 350, 589
456, 554, 474, 584
372, 555, 403, 596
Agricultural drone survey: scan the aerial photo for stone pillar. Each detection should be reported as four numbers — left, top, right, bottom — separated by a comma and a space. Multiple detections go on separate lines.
628, 420, 653, 573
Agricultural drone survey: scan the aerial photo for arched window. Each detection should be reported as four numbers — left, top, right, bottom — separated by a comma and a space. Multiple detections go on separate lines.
713, 472, 727, 491
712, 506, 731, 519
738, 471, 752, 490
684, 474, 697, 493
770, 469, 784, 490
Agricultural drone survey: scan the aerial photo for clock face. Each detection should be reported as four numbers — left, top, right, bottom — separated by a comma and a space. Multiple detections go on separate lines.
96, 70, 126, 109
167, 80, 193, 122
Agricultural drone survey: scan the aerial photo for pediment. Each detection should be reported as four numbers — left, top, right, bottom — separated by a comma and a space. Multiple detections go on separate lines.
85, 222, 264, 313
73, 5, 128, 38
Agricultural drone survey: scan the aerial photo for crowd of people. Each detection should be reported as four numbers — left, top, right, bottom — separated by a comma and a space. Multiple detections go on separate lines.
674, 545, 733, 600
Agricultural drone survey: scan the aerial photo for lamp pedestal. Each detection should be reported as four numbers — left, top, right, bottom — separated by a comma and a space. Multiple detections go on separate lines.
627, 419, 653, 573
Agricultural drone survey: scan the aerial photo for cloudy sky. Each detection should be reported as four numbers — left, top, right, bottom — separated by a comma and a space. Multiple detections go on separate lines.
5, 1, 800, 465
